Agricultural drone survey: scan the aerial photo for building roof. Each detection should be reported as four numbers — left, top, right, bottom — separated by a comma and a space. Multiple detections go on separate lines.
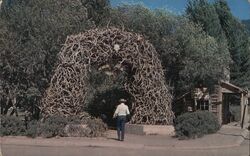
175, 81, 249, 102
220, 81, 248, 95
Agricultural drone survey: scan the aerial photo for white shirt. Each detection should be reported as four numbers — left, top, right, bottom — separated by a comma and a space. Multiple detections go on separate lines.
113, 103, 130, 117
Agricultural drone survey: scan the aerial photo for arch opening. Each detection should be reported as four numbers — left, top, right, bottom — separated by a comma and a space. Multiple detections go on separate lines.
86, 88, 133, 127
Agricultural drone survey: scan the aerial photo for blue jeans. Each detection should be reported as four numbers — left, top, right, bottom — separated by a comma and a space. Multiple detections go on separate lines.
116, 115, 126, 141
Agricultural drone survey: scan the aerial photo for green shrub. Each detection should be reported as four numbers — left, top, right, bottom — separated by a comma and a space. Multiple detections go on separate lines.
64, 118, 108, 137
64, 124, 91, 137
26, 120, 39, 138
39, 115, 108, 138
66, 116, 82, 125
0, 115, 26, 136
174, 111, 220, 139
39, 116, 68, 138
0, 115, 108, 138
86, 118, 108, 137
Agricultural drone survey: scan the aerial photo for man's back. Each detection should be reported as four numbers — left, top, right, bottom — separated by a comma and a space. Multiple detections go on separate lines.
114, 103, 130, 117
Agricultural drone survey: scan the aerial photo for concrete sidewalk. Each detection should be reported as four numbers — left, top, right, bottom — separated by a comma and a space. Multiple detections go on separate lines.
1, 125, 249, 150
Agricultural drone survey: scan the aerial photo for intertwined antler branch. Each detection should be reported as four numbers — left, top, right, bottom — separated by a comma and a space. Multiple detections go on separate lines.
41, 28, 174, 125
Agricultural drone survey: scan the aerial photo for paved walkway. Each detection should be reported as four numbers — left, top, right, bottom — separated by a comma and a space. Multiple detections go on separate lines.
1, 124, 249, 151
0, 145, 2, 156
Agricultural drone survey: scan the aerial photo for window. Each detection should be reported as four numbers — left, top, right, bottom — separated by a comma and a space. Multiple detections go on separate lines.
197, 100, 209, 110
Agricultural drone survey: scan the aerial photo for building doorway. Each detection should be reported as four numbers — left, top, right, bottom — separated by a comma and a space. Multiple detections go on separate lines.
222, 93, 240, 124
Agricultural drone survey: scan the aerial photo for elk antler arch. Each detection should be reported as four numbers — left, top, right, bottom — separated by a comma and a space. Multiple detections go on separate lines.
41, 28, 174, 125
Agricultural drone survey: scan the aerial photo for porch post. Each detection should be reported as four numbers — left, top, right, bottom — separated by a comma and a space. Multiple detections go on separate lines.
246, 96, 249, 125
218, 86, 223, 125
241, 93, 244, 124
240, 93, 248, 128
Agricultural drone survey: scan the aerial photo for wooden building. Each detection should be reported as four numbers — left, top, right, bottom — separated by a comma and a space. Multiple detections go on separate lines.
174, 81, 249, 126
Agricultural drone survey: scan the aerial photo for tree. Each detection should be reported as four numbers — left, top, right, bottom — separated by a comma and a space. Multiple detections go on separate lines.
0, 0, 109, 117
186, 0, 225, 38
83, 0, 110, 26
242, 20, 250, 35
107, 5, 230, 95
214, 0, 250, 88
186, 0, 250, 89
186, 0, 231, 83
107, 5, 178, 84
165, 20, 230, 93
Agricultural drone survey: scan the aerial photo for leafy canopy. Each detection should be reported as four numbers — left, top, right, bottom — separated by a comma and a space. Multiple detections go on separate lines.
0, 0, 109, 115
107, 5, 230, 94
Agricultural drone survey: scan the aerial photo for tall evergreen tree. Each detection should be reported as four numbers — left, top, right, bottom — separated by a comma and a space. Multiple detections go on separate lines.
242, 20, 250, 34
186, 0, 225, 39
186, 0, 231, 83
214, 0, 250, 88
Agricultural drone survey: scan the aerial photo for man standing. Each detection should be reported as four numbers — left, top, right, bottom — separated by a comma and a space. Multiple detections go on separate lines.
113, 99, 130, 141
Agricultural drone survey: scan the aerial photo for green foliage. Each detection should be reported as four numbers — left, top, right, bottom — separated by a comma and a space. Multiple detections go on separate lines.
65, 124, 91, 137
186, 0, 231, 84
214, 0, 250, 88
39, 115, 107, 138
0, 115, 26, 136
65, 118, 108, 137
186, 0, 250, 89
186, 0, 225, 38
174, 111, 220, 139
0, 0, 109, 115
242, 20, 250, 35
108, 5, 177, 48
39, 116, 68, 138
108, 5, 230, 94
165, 20, 230, 92
26, 120, 39, 138
108, 5, 176, 41
83, 0, 110, 26
86, 118, 108, 137
0, 115, 107, 138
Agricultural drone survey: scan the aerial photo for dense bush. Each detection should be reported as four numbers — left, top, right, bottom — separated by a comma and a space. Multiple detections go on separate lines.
0, 115, 26, 136
26, 120, 39, 138
86, 118, 108, 137
0, 114, 108, 138
65, 124, 91, 137
39, 115, 108, 138
174, 111, 220, 139
39, 116, 69, 138
65, 118, 108, 137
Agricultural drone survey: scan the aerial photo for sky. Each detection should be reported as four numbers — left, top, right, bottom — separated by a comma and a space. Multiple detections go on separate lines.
110, 0, 250, 20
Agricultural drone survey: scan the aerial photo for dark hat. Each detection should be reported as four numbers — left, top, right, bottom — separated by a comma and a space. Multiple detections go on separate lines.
119, 98, 127, 103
